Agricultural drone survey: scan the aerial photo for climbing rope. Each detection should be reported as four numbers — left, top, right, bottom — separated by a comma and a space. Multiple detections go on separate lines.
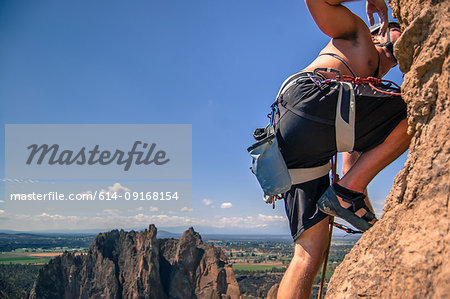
318, 153, 366, 298
324, 75, 402, 96
318, 154, 338, 299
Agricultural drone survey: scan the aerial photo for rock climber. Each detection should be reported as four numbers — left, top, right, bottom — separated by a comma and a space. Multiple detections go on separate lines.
273, 0, 412, 298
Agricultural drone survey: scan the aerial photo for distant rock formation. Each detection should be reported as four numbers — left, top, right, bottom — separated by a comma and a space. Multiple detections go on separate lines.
325, 1, 449, 298
29, 225, 240, 299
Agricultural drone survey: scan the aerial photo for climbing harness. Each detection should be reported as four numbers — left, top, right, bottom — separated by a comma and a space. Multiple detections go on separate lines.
248, 67, 402, 209
249, 65, 402, 205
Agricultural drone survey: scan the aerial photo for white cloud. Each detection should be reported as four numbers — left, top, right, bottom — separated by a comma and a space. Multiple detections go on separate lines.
103, 209, 119, 215
202, 199, 213, 206
0, 210, 4, 214
100, 183, 131, 194
220, 202, 233, 209
0, 212, 286, 231
149, 206, 159, 212
257, 214, 285, 223
0, 200, 4, 203
180, 207, 193, 212
1, 178, 39, 183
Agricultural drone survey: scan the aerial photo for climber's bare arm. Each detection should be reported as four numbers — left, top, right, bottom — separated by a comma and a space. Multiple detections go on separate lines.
305, 0, 389, 39
305, 0, 360, 39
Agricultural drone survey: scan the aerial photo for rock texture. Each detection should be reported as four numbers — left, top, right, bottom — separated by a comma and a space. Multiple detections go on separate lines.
29, 225, 240, 299
325, 1, 449, 298
265, 283, 279, 299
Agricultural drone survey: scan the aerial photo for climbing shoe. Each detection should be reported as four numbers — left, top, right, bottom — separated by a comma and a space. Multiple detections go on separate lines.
318, 183, 377, 232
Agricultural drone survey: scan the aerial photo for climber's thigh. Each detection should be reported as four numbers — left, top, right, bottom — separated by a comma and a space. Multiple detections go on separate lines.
353, 93, 407, 152
284, 175, 330, 241
293, 216, 330, 263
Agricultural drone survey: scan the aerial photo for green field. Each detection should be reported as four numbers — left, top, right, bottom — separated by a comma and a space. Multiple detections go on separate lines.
232, 263, 284, 271
0, 253, 51, 264
0, 256, 50, 264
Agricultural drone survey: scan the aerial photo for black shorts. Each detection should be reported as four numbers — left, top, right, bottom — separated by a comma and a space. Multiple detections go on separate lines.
275, 72, 407, 240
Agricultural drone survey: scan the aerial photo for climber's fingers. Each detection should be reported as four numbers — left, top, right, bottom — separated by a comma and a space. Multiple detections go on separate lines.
366, 0, 388, 35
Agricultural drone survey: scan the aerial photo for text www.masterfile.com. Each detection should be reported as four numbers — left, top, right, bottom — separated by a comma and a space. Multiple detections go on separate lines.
9, 191, 180, 201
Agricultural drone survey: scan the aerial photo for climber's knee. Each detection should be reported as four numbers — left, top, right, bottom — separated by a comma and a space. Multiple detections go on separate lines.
292, 217, 330, 270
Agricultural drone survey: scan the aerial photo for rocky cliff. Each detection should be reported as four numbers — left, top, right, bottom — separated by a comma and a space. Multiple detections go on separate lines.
325, 1, 449, 298
29, 225, 240, 299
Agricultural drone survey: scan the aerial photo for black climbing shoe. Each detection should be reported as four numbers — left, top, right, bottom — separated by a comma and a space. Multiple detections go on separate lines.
318, 183, 377, 232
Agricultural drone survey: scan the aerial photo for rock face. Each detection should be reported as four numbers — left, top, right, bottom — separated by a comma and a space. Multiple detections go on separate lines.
29, 225, 240, 299
265, 283, 279, 299
325, 1, 449, 298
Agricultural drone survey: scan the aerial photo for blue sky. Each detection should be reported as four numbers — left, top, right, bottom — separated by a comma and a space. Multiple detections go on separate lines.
0, 0, 407, 235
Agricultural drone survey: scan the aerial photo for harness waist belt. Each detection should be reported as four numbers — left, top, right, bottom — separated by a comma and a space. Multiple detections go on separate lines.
289, 163, 331, 185
276, 69, 356, 154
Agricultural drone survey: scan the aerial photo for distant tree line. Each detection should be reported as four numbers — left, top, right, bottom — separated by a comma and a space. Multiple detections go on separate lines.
0, 264, 43, 299
0, 233, 95, 252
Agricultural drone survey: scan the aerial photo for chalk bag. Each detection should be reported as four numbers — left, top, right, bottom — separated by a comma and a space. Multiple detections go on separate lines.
247, 125, 291, 197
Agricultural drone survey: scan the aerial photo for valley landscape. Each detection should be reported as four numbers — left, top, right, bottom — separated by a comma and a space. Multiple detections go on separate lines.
0, 226, 359, 299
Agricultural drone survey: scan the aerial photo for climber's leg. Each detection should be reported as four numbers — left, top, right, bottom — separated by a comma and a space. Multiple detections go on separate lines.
342, 152, 374, 213
339, 119, 410, 194
342, 151, 360, 175
277, 216, 330, 299
329, 119, 411, 220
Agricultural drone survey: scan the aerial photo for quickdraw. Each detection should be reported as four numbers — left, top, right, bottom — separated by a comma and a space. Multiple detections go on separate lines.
333, 222, 362, 234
